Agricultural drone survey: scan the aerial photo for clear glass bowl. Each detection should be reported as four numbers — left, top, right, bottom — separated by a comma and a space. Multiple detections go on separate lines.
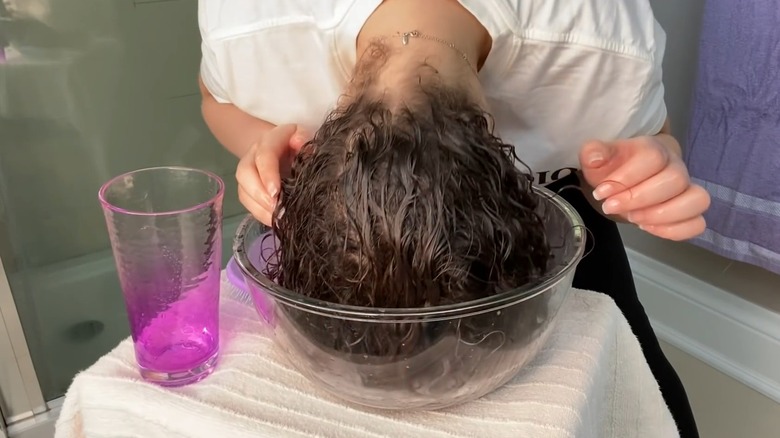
232, 186, 586, 410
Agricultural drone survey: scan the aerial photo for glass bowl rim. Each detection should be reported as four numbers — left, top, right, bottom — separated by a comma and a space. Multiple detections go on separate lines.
232, 185, 586, 320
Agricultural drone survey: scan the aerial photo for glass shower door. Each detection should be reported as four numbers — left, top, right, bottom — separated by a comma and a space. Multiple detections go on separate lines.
0, 0, 244, 428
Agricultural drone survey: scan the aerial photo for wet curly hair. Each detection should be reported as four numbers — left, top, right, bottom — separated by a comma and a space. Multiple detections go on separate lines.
266, 81, 551, 309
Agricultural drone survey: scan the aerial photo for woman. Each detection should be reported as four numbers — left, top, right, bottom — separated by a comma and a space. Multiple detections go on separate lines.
198, 1, 709, 436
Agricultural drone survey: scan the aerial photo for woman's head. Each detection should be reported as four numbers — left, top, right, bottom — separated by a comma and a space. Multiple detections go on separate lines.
267, 63, 551, 308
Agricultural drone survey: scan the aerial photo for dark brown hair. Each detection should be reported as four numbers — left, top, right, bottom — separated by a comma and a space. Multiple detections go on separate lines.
266, 80, 551, 310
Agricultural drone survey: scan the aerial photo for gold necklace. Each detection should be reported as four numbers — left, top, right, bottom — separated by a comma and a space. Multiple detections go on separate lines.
395, 30, 477, 73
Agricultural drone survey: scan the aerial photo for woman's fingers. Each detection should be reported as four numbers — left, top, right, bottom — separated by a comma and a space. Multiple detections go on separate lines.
236, 144, 276, 225
627, 184, 710, 226
579, 134, 711, 241
639, 216, 707, 242
600, 160, 690, 215
255, 124, 299, 198
238, 185, 273, 226
581, 138, 670, 201
236, 147, 270, 201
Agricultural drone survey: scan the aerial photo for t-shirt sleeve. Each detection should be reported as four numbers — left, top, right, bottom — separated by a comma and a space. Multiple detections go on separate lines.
198, 0, 231, 104
626, 19, 668, 136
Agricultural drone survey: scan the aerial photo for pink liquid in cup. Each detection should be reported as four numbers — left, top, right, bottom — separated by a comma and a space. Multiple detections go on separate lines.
129, 269, 220, 382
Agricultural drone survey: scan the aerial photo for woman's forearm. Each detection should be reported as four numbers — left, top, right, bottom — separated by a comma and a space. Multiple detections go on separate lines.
199, 76, 275, 158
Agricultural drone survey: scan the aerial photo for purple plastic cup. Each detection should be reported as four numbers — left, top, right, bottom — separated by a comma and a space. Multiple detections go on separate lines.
99, 167, 224, 387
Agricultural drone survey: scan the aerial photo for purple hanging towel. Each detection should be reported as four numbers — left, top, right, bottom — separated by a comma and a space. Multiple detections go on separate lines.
684, 0, 780, 275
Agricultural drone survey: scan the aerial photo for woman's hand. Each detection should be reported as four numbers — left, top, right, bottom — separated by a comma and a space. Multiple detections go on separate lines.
579, 132, 711, 241
236, 124, 310, 226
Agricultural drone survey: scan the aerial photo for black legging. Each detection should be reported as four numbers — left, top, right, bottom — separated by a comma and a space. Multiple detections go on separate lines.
548, 173, 699, 438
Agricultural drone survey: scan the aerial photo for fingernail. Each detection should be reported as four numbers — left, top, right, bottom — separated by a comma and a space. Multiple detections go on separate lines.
588, 153, 605, 167
602, 199, 621, 215
639, 224, 653, 232
593, 183, 613, 201
268, 184, 279, 199
292, 132, 310, 146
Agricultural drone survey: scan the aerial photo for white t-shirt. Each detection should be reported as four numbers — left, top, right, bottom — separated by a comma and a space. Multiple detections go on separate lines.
199, 0, 667, 186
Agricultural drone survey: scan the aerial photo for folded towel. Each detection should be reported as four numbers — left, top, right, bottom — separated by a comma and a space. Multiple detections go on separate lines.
55, 273, 678, 438
685, 0, 780, 274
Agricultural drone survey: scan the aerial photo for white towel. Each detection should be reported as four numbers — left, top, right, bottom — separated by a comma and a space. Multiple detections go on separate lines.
55, 273, 679, 438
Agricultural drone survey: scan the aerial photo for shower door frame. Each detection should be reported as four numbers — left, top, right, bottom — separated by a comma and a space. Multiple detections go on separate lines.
0, 254, 49, 433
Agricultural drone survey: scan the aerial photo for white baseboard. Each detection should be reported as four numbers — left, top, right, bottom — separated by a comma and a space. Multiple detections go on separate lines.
627, 248, 780, 404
